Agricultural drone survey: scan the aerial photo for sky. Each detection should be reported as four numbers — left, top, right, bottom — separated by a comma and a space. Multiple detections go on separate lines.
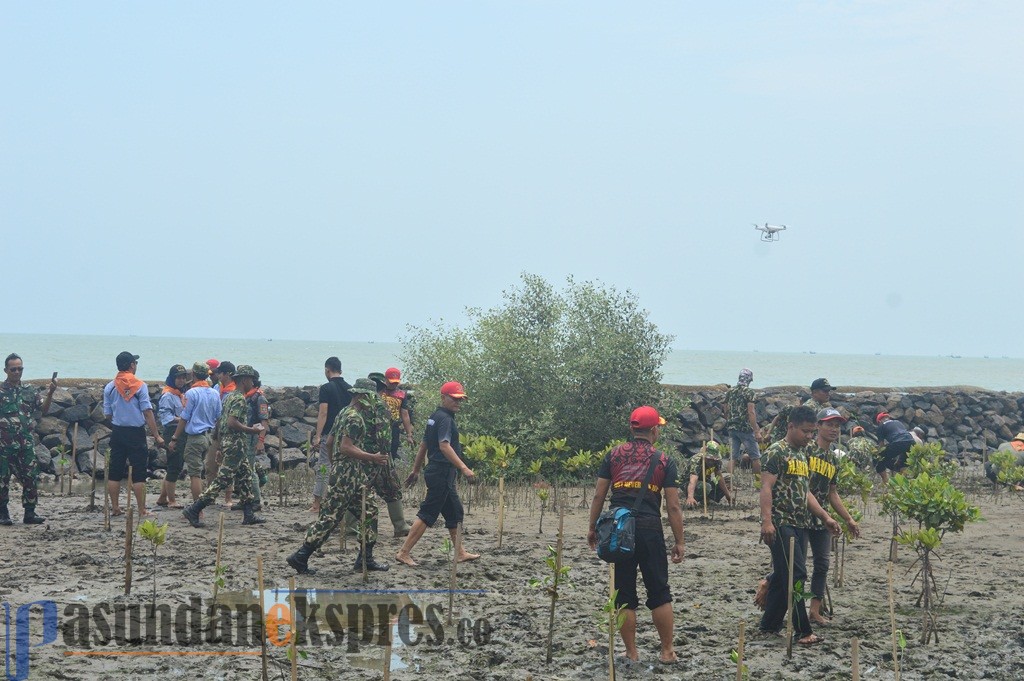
3, 2, 1022, 358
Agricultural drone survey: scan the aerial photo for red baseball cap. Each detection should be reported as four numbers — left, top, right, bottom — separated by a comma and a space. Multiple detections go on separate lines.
385, 367, 401, 383
206, 359, 220, 370
875, 412, 890, 425
441, 381, 467, 399
630, 406, 666, 429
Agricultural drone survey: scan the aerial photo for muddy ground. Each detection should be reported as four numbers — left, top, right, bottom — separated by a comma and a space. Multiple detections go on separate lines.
1, 463, 1021, 680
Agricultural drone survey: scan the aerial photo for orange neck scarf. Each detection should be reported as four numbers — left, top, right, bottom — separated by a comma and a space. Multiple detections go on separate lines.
245, 388, 259, 398
162, 385, 185, 406
190, 380, 210, 389
114, 372, 144, 402
220, 381, 236, 396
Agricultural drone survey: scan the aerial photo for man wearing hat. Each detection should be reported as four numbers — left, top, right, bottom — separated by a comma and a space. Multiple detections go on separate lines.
723, 368, 762, 480
0, 353, 57, 526
395, 381, 480, 567
170, 362, 222, 503
381, 368, 415, 459
287, 378, 392, 574
805, 408, 860, 625
763, 378, 836, 445
874, 412, 915, 484
156, 364, 190, 509
182, 365, 265, 527
103, 352, 165, 517
685, 440, 732, 507
586, 405, 685, 664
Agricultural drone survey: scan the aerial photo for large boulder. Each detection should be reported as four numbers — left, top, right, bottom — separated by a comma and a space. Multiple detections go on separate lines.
278, 423, 314, 447
34, 443, 54, 474
271, 398, 306, 419
61, 404, 92, 423
37, 417, 68, 437
66, 425, 94, 452
279, 448, 307, 469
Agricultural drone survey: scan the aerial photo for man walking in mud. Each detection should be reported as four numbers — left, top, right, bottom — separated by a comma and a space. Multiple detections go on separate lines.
723, 368, 762, 479
0, 353, 57, 525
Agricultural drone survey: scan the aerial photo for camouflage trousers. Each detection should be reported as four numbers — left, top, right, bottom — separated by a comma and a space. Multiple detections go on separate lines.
233, 446, 264, 506
0, 436, 39, 508
368, 456, 402, 504
304, 455, 377, 550
199, 439, 254, 505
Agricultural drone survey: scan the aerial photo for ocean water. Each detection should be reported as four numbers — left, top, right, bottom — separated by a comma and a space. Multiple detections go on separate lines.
1, 333, 1020, 392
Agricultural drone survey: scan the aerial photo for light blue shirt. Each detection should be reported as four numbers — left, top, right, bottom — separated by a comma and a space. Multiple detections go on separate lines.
157, 390, 185, 427
181, 385, 222, 435
103, 380, 153, 427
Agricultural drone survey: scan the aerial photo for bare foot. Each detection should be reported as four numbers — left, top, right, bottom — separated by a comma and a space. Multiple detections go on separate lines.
395, 552, 417, 567
110, 509, 124, 517
658, 651, 679, 664
306, 505, 320, 514
810, 614, 831, 626
457, 552, 481, 563
754, 578, 769, 610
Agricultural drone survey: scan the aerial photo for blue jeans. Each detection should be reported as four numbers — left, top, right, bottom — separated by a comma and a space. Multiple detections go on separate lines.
729, 431, 761, 461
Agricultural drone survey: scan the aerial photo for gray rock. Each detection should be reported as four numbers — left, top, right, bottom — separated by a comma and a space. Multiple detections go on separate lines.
279, 423, 314, 447
37, 417, 69, 437
66, 425, 94, 452
42, 433, 70, 449
280, 448, 307, 469
271, 397, 306, 419
61, 404, 92, 423
34, 443, 54, 474
90, 403, 106, 422
50, 388, 76, 407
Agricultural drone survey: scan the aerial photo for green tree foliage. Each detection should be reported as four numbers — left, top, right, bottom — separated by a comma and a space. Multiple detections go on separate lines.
401, 273, 673, 459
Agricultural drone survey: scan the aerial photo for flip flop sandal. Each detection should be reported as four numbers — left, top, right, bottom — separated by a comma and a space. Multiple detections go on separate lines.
797, 634, 825, 646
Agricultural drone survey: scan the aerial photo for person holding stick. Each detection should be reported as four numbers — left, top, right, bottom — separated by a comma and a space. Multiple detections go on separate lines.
103, 352, 165, 518
156, 364, 189, 509
287, 378, 391, 574
395, 381, 480, 567
587, 406, 685, 665
0, 353, 57, 525
805, 407, 861, 626
182, 365, 265, 527
684, 444, 732, 508
758, 406, 840, 646
170, 362, 222, 503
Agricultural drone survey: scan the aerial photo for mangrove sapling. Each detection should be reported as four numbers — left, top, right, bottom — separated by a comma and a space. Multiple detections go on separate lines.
53, 444, 70, 495
439, 537, 455, 625
989, 450, 1024, 490
536, 484, 550, 534
598, 584, 628, 681
528, 507, 573, 664
137, 517, 168, 606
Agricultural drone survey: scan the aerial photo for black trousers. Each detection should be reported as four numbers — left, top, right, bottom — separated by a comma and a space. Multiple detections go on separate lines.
760, 524, 812, 638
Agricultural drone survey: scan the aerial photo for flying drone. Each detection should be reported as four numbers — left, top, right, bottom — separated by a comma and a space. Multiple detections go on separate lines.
754, 223, 787, 242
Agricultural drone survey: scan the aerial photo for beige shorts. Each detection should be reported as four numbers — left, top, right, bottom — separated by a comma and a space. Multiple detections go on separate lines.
183, 431, 213, 478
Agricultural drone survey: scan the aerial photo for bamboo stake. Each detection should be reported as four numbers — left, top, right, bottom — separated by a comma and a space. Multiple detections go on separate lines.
608, 563, 616, 681
497, 476, 505, 548
103, 447, 111, 530
785, 534, 795, 658
125, 465, 134, 518
852, 637, 860, 681
888, 561, 901, 680
735, 621, 746, 681
257, 556, 269, 681
89, 433, 99, 511
212, 512, 226, 603
124, 506, 134, 595
288, 576, 298, 681
448, 522, 462, 627
278, 437, 285, 507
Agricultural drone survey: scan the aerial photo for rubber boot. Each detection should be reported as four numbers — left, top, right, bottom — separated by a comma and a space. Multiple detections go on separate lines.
352, 541, 390, 572
287, 543, 318, 575
242, 502, 266, 525
387, 500, 411, 538
0, 506, 12, 526
23, 506, 45, 525
182, 497, 212, 527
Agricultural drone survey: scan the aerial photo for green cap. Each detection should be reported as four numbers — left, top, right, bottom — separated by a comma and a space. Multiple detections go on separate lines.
233, 364, 259, 379
191, 362, 209, 378
350, 378, 377, 395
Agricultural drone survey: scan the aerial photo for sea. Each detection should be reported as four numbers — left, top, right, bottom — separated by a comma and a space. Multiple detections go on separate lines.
1, 333, 1020, 392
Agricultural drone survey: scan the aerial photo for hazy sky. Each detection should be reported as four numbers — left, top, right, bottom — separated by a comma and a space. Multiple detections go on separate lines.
4, 2, 1021, 357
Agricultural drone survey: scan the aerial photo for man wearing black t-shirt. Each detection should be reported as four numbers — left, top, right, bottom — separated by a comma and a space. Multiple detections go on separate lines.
395, 381, 480, 567
309, 356, 352, 514
874, 412, 916, 484
587, 406, 685, 665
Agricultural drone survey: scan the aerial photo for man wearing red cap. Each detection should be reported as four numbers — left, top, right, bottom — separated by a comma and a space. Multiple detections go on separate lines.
381, 367, 415, 459
587, 406, 685, 664
395, 381, 480, 566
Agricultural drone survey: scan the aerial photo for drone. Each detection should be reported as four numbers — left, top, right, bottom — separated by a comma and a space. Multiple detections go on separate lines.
754, 223, 787, 242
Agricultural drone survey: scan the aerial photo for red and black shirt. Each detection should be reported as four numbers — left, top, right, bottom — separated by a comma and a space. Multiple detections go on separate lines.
597, 440, 678, 517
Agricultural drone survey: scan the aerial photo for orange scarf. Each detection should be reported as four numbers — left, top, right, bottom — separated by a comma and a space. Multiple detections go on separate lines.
190, 380, 210, 389
220, 381, 236, 396
245, 388, 259, 398
114, 371, 144, 402
162, 385, 185, 407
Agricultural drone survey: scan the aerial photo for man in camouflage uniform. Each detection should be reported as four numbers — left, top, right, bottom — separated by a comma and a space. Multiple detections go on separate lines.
684, 443, 732, 507
182, 365, 266, 527
757, 406, 840, 645
763, 378, 836, 445
0, 354, 56, 525
235, 372, 270, 510
845, 425, 877, 471
287, 378, 392, 574
723, 368, 762, 478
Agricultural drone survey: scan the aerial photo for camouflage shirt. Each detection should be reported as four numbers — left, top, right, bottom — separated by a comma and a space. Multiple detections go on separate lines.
724, 385, 756, 433
762, 440, 811, 529
846, 436, 876, 470
686, 453, 722, 480
0, 381, 43, 438
802, 398, 831, 412
332, 403, 390, 458
806, 442, 838, 529
769, 405, 794, 444
219, 390, 249, 451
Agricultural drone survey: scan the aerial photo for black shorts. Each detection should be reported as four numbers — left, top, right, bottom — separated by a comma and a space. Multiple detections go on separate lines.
416, 463, 463, 529
613, 517, 672, 611
875, 439, 914, 474
110, 426, 148, 483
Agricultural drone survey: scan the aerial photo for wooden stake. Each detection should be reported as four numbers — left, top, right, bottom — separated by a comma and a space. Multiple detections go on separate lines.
888, 562, 901, 680
124, 506, 134, 595
126, 465, 134, 517
852, 637, 860, 681
257, 556, 269, 681
360, 485, 369, 583
497, 476, 505, 548
305, 431, 312, 507
700, 446, 709, 518
735, 620, 746, 681
212, 512, 225, 604
103, 448, 111, 530
278, 437, 285, 507
288, 576, 298, 681
608, 564, 616, 681
785, 534, 795, 659
69, 422, 79, 496
89, 433, 99, 511
448, 522, 462, 627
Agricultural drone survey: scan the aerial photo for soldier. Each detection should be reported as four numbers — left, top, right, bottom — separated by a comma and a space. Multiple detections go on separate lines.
182, 365, 265, 527
237, 372, 270, 510
762, 378, 836, 445
684, 443, 733, 507
845, 425, 876, 471
287, 378, 392, 574
0, 353, 57, 525
723, 368, 762, 479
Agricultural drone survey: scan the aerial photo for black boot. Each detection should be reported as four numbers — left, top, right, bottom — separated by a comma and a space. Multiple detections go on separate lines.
23, 506, 45, 525
182, 498, 212, 527
0, 506, 12, 526
242, 502, 265, 525
352, 542, 390, 572
287, 543, 317, 575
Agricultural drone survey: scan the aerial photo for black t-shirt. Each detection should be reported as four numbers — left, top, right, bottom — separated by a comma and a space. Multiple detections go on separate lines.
424, 407, 461, 466
597, 440, 678, 517
318, 377, 352, 433
877, 419, 914, 445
